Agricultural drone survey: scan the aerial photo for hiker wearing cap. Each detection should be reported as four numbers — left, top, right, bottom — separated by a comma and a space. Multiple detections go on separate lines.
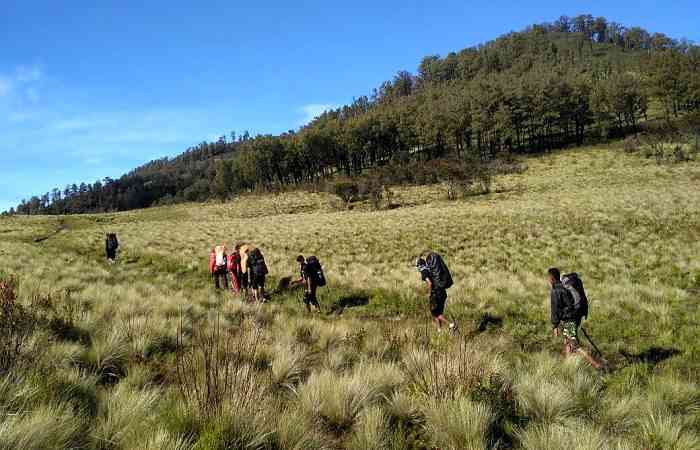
209, 244, 229, 290
293, 255, 325, 313
548, 267, 602, 369
416, 253, 457, 333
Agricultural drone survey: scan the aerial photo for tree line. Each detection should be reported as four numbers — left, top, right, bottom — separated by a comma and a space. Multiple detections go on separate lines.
8, 14, 700, 215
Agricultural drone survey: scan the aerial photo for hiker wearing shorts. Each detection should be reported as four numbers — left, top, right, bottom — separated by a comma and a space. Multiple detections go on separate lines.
416, 254, 456, 332
294, 255, 320, 313
548, 267, 601, 369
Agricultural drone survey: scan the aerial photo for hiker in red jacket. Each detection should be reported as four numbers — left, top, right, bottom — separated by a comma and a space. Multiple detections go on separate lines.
228, 249, 242, 294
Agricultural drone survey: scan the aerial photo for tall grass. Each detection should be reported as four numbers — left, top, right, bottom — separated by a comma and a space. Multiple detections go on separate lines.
0, 145, 698, 449
423, 396, 494, 450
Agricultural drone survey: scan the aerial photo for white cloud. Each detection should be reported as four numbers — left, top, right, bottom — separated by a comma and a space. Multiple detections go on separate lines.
0, 64, 43, 111
299, 103, 337, 126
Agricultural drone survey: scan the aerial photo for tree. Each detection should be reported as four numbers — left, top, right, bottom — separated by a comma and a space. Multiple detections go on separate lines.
211, 160, 233, 201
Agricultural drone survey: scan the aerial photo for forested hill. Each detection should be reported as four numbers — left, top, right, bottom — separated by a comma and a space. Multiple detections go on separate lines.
10, 14, 700, 215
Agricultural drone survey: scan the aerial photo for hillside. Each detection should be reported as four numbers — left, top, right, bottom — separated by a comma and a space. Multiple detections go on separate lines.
1, 144, 698, 449
9, 13, 700, 215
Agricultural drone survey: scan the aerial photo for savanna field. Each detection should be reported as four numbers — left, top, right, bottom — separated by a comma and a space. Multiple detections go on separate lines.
1, 145, 699, 449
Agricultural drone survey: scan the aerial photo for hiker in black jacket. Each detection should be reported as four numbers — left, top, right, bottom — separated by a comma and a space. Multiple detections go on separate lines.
416, 254, 456, 333
105, 233, 119, 264
293, 255, 321, 313
548, 267, 601, 369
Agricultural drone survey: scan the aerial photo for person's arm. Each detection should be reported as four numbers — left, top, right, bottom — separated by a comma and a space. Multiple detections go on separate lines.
550, 289, 561, 328
420, 268, 432, 293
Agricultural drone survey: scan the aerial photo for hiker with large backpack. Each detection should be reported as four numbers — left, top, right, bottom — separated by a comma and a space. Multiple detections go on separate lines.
548, 267, 601, 370
105, 233, 119, 263
415, 252, 457, 333
209, 244, 229, 290
243, 245, 268, 303
293, 255, 326, 313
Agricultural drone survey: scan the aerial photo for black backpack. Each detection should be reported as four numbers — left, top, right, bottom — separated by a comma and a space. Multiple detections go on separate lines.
305, 256, 326, 287
107, 234, 119, 250
562, 273, 588, 320
426, 253, 453, 290
248, 248, 268, 276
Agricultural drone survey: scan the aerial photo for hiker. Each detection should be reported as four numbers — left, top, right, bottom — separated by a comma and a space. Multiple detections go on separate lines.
548, 267, 602, 370
227, 247, 242, 294
293, 255, 326, 313
209, 244, 229, 290
105, 233, 119, 263
416, 253, 457, 332
239, 244, 268, 302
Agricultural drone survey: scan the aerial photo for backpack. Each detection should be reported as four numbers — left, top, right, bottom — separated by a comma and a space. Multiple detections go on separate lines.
248, 248, 268, 276
215, 246, 226, 268
426, 253, 453, 290
305, 256, 326, 287
107, 233, 119, 250
562, 273, 589, 320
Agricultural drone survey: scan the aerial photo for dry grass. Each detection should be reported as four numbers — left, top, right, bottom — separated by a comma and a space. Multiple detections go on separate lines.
0, 144, 699, 449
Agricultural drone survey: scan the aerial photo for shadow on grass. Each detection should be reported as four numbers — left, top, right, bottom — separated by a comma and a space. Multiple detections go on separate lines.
329, 294, 370, 315
477, 312, 503, 332
620, 347, 681, 366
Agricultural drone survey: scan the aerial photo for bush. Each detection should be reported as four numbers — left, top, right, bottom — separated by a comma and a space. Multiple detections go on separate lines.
0, 276, 36, 373
330, 179, 360, 205
175, 313, 266, 418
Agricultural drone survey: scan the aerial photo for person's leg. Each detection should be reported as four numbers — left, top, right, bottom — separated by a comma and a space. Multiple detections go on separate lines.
259, 276, 266, 302
575, 347, 602, 370
213, 272, 220, 289
310, 285, 319, 311
303, 291, 312, 312
430, 289, 447, 330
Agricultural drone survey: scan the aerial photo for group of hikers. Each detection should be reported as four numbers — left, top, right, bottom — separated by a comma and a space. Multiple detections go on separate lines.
209, 243, 271, 303
105, 232, 603, 370
208, 244, 327, 312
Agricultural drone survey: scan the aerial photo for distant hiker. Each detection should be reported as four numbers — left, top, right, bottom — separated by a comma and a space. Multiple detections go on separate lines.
209, 244, 229, 290
227, 247, 242, 294
105, 233, 119, 263
416, 253, 456, 333
548, 267, 601, 370
293, 255, 326, 313
240, 244, 268, 302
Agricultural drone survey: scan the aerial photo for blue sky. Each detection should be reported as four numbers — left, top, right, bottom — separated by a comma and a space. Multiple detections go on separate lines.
2, 1, 698, 212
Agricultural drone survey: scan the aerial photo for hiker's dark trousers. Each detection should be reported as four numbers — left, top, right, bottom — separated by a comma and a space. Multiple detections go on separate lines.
213, 268, 228, 289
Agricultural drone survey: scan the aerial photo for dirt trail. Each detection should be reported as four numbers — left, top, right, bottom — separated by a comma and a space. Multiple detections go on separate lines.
34, 219, 70, 243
